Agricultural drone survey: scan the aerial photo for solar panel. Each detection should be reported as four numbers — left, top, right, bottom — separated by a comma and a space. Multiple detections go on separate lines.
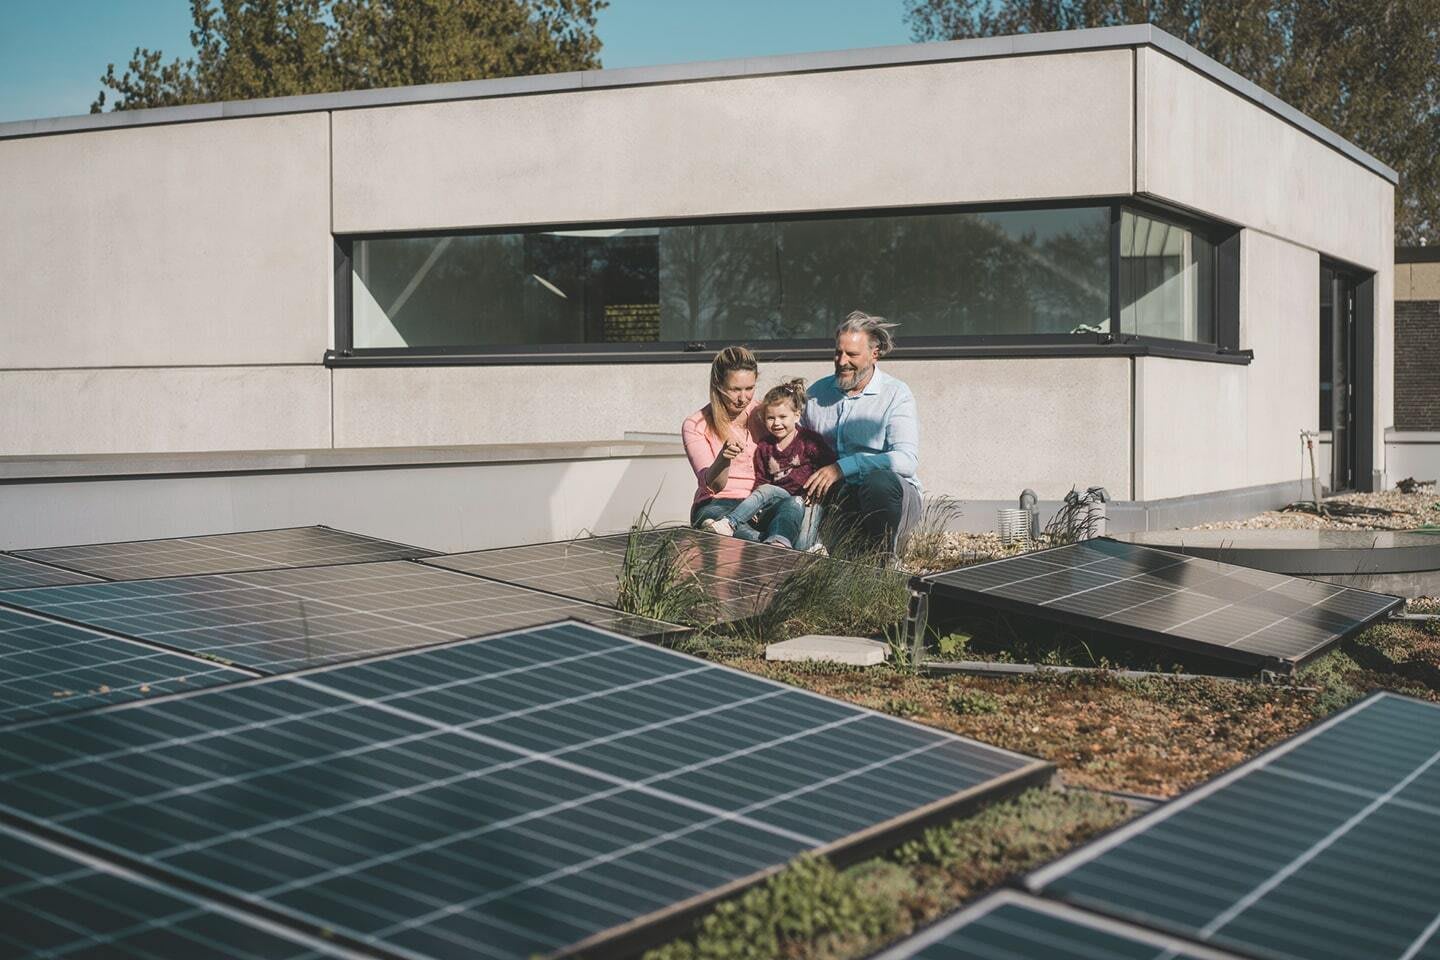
0, 822, 368, 959
0, 561, 687, 672
0, 553, 102, 590
0, 621, 1050, 960
1027, 692, 1440, 960
871, 890, 1248, 960
422, 529, 812, 623
922, 538, 1402, 672
0, 606, 255, 724
13, 525, 439, 581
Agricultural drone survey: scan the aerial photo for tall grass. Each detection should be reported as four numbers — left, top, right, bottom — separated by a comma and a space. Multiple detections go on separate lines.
613, 504, 714, 628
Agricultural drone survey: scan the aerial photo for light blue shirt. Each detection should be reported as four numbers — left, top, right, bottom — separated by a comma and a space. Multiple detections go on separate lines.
803, 367, 921, 491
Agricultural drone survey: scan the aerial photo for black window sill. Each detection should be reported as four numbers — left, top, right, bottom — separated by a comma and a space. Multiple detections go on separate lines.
323, 339, 1253, 367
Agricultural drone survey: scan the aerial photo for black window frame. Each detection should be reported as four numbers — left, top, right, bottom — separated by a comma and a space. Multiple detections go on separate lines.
328, 197, 1246, 367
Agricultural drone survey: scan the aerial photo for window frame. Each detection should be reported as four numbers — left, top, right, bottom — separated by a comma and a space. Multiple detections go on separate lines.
329, 197, 1246, 367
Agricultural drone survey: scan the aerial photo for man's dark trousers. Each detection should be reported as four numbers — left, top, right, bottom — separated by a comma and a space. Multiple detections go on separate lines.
828, 471, 921, 553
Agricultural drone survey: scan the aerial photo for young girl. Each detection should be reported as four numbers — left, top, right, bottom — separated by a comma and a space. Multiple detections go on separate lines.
702, 379, 835, 551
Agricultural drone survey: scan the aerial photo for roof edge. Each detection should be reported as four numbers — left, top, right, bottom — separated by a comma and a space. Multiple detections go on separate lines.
0, 24, 1397, 184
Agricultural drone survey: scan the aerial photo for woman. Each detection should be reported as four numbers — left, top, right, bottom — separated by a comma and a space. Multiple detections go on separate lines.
682, 346, 767, 539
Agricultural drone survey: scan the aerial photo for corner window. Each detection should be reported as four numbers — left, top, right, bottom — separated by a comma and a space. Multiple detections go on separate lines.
1118, 210, 1217, 343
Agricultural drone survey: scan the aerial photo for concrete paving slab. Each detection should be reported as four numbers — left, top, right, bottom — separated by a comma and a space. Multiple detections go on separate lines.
765, 635, 890, 666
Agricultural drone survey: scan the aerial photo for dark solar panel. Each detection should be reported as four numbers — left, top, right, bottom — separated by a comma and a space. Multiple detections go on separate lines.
923, 538, 1402, 671
13, 525, 439, 581
1027, 692, 1440, 960
422, 529, 812, 623
0, 553, 102, 590
0, 562, 686, 672
872, 891, 1247, 959
0, 606, 254, 724
0, 622, 1049, 960
0, 822, 367, 959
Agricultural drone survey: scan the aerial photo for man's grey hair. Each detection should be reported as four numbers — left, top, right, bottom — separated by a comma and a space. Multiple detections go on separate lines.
835, 310, 899, 356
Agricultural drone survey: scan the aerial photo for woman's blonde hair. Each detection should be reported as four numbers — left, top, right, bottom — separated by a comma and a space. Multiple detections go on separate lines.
705, 345, 759, 437
761, 378, 807, 414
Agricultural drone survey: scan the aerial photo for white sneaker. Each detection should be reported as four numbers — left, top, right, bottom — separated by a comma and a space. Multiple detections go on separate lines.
702, 517, 735, 537
805, 542, 828, 556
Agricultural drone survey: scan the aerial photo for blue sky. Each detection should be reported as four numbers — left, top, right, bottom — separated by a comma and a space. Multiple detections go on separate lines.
0, 1, 913, 123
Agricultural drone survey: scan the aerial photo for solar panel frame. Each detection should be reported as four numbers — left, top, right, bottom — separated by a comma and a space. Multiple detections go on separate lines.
0, 560, 689, 673
0, 552, 104, 590
921, 538, 1403, 672
0, 620, 1052, 960
11, 525, 442, 582
1025, 691, 1440, 960
869, 890, 1250, 960
0, 821, 373, 960
420, 528, 818, 624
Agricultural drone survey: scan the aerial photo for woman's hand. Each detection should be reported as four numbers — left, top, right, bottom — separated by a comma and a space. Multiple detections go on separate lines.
719, 436, 745, 461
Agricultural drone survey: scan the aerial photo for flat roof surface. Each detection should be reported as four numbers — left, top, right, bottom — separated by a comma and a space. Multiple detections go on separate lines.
0, 24, 1396, 184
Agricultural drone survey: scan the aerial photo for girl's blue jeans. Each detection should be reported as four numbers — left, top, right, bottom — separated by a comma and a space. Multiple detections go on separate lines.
721, 484, 822, 550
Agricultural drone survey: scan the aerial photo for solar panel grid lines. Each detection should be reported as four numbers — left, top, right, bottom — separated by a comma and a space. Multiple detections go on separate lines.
1025, 691, 1440, 960
0, 606, 258, 725
0, 620, 1049, 960
0, 553, 104, 590
868, 890, 1252, 960
922, 538, 1402, 671
0, 560, 687, 672
0, 821, 378, 960
420, 528, 813, 624
11, 525, 442, 582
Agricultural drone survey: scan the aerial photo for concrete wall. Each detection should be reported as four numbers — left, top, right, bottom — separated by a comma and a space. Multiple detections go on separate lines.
332, 51, 1133, 233
0, 367, 331, 456
1137, 47, 1394, 490
335, 356, 1133, 503
1137, 49, 1392, 272
0, 455, 696, 552
0, 113, 331, 368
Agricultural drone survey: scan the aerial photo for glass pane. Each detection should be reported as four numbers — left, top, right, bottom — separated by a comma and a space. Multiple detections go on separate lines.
1118, 210, 1216, 343
1319, 266, 1334, 431
350, 206, 1111, 349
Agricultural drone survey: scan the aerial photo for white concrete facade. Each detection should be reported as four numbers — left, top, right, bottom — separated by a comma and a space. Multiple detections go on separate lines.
0, 27, 1397, 543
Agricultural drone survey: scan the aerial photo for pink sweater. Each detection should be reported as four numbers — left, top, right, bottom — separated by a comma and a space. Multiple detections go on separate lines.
682, 403, 762, 505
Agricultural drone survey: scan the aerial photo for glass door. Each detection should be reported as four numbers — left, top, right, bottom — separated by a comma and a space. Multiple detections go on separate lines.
1319, 264, 1357, 492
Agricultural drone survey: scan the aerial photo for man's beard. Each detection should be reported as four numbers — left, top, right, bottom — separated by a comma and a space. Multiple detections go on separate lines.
835, 364, 868, 391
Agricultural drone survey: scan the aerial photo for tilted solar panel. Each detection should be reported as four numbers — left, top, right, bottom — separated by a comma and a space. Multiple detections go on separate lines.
421, 529, 814, 623
923, 538, 1402, 671
0, 553, 102, 590
13, 525, 439, 581
0, 822, 369, 960
870, 891, 1248, 960
0, 561, 686, 672
0, 622, 1049, 960
0, 606, 255, 724
1027, 692, 1440, 960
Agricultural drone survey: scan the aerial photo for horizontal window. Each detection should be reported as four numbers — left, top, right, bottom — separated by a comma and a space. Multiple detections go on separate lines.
339, 202, 1234, 359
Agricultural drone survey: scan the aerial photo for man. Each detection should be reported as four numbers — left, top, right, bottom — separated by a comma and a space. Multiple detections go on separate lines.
802, 310, 922, 554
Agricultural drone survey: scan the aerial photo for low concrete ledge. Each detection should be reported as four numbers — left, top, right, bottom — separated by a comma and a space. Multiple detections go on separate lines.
0, 439, 683, 482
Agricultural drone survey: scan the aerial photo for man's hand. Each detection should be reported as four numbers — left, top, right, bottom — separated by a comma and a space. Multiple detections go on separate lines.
802, 463, 843, 501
